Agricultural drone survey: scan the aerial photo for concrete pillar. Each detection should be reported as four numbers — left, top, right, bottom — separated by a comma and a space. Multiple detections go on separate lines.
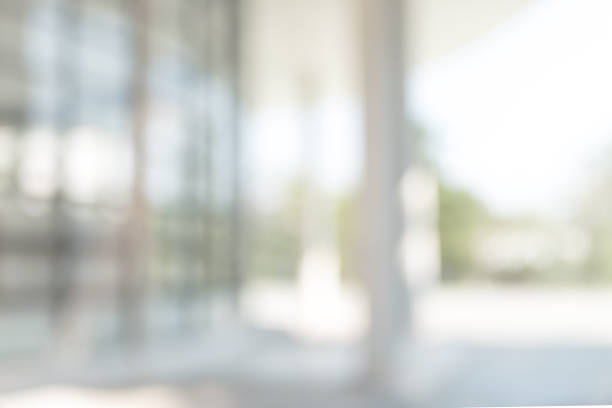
361, 0, 407, 387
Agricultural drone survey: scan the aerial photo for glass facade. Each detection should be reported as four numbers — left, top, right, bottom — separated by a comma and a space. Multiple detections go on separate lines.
0, 0, 240, 359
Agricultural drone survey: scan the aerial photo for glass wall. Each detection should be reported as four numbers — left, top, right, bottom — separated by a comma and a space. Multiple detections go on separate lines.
0, 0, 240, 361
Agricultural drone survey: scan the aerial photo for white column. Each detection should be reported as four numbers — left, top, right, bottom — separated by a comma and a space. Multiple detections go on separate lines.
361, 0, 407, 386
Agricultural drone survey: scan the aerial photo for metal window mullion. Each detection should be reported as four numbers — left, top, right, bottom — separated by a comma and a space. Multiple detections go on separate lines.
118, 0, 151, 349
49, 0, 81, 346
227, 0, 243, 321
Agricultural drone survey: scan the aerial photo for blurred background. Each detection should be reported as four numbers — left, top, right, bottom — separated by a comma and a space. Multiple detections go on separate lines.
2, 0, 612, 406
